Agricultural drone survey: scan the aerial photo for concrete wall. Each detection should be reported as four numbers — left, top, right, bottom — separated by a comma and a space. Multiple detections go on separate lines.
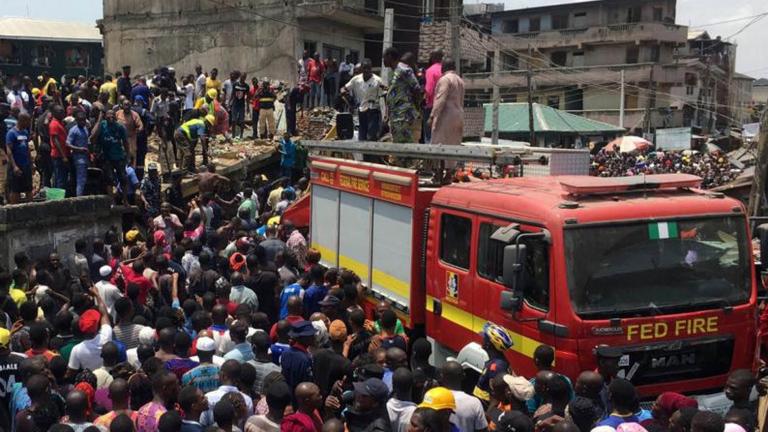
298, 18, 366, 63
0, 196, 122, 271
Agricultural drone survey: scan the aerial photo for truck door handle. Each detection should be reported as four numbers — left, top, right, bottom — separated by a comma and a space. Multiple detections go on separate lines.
538, 320, 568, 337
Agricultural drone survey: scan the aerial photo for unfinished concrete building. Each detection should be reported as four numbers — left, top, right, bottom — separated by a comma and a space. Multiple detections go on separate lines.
99, 0, 384, 84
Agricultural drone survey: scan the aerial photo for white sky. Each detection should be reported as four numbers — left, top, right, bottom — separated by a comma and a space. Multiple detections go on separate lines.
4, 0, 767, 78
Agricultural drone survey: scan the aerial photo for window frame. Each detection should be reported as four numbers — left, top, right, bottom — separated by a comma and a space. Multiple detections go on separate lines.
439, 213, 473, 270
477, 222, 551, 312
529, 17, 541, 32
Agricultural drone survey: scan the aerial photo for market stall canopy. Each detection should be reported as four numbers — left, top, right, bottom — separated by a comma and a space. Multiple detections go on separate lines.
604, 136, 654, 153
483, 103, 625, 134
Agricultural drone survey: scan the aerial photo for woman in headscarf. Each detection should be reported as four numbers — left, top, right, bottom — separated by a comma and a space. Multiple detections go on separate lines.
650, 392, 698, 429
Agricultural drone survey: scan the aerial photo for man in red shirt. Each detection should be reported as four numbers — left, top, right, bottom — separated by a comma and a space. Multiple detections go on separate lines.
307, 52, 324, 108
119, 261, 154, 304
49, 105, 70, 190
248, 77, 260, 139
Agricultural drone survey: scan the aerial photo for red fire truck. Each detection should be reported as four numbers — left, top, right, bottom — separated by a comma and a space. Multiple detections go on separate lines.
290, 142, 757, 404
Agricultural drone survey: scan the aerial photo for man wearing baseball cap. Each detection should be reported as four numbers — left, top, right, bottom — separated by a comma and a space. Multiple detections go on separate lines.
67, 287, 112, 376
345, 377, 392, 431
280, 320, 316, 390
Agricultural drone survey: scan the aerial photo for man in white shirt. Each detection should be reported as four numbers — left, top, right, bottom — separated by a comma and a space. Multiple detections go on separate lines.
342, 59, 383, 141
200, 360, 254, 427
95, 265, 123, 321
195, 65, 208, 99
67, 289, 113, 375
441, 361, 489, 432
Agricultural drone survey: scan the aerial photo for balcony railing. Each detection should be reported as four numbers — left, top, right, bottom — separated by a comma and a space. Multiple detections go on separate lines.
495, 22, 687, 50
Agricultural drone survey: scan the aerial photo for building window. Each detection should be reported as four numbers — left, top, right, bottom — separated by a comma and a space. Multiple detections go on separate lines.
304, 41, 317, 55
626, 46, 639, 64
547, 95, 560, 108
440, 214, 472, 270
551, 51, 567, 67
0, 40, 21, 65
65, 48, 90, 68
572, 51, 585, 67
501, 53, 518, 70
686, 86, 695, 96
31, 45, 53, 68
653, 7, 664, 22
503, 19, 519, 33
574, 12, 587, 17
552, 14, 569, 30
477, 223, 550, 311
649, 45, 660, 62
529, 17, 541, 32
627, 6, 642, 23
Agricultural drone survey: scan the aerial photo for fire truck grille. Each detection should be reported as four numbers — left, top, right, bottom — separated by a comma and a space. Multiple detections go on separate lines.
620, 336, 734, 386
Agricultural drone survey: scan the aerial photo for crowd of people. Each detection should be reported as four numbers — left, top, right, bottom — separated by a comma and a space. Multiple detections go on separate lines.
0, 45, 468, 205
0, 225, 765, 432
590, 149, 740, 189
0, 65, 297, 204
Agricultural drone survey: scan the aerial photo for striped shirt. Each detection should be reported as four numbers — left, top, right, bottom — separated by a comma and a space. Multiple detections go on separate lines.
113, 323, 147, 350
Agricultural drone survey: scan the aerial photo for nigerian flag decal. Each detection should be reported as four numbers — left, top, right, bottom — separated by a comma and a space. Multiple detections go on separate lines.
648, 221, 678, 239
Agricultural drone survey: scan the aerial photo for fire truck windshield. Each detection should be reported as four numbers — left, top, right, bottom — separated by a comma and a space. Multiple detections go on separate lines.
565, 216, 750, 319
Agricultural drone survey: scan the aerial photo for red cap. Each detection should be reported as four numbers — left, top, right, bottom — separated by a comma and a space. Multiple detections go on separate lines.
229, 252, 246, 271
79, 309, 101, 334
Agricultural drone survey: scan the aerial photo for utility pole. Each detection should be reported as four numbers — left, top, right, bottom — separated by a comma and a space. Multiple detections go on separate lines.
382, 8, 394, 84
644, 66, 655, 138
619, 69, 625, 129
492, 49, 500, 145
527, 66, 536, 146
748, 111, 768, 217
450, 0, 461, 75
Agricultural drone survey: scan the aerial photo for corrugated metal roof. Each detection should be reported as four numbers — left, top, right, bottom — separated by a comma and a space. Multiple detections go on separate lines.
0, 17, 101, 43
687, 30, 708, 40
483, 103, 625, 134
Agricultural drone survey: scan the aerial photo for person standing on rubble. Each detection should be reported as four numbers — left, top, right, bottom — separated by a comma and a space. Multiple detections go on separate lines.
428, 57, 464, 147
383, 47, 422, 144
342, 59, 383, 141
257, 81, 277, 140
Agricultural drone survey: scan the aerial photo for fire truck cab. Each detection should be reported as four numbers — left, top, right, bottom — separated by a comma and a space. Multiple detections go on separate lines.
304, 155, 757, 404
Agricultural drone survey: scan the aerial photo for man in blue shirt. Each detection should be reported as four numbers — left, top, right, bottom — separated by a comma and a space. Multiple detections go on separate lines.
66, 111, 90, 196
90, 109, 129, 204
280, 321, 315, 391
279, 277, 306, 320
5, 112, 32, 204
595, 378, 641, 428
302, 265, 328, 317
278, 132, 296, 180
222, 321, 254, 363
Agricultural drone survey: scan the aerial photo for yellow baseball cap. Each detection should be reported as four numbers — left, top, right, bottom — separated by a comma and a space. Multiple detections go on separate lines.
419, 387, 456, 411
0, 328, 10, 349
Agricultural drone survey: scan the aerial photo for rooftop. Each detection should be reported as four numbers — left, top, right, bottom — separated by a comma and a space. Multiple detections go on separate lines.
483, 103, 625, 134
490, 0, 666, 18
0, 17, 101, 43
732, 72, 755, 81
431, 175, 740, 227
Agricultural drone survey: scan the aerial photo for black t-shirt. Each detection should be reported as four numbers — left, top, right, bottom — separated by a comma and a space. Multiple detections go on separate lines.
245, 270, 279, 322
348, 330, 372, 362
0, 352, 24, 431
232, 82, 250, 108
312, 348, 351, 397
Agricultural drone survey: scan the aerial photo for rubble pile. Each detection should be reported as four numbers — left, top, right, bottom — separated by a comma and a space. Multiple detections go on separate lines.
145, 135, 277, 173
300, 107, 338, 140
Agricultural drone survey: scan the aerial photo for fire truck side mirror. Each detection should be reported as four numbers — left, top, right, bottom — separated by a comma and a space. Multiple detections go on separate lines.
500, 290, 523, 312
502, 243, 527, 295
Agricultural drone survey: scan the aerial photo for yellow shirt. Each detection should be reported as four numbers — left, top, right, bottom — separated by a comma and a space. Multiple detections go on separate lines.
268, 215, 281, 227
9, 288, 26, 307
100, 81, 118, 105
206, 78, 222, 93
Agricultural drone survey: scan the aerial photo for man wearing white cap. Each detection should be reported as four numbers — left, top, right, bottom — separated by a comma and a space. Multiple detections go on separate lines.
95, 265, 123, 321
126, 326, 157, 368
184, 336, 222, 394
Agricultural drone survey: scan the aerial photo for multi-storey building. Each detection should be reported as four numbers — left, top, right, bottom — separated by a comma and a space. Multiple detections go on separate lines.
465, 0, 692, 134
